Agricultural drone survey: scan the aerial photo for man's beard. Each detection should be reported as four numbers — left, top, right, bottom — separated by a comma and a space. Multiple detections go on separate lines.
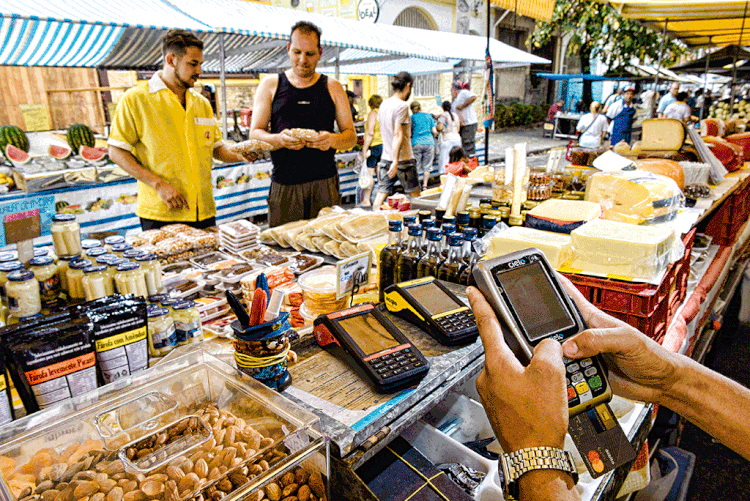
176, 72, 197, 90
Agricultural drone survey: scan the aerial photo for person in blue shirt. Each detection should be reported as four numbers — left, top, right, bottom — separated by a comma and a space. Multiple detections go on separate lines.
410, 101, 437, 191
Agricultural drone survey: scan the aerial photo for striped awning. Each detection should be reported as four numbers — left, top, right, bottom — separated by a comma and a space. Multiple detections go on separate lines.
606, 1, 750, 47
491, 0, 555, 22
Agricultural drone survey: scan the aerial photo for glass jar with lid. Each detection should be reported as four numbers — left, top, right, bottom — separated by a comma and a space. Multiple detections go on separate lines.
57, 255, 82, 293
147, 306, 177, 357
86, 247, 108, 259
172, 300, 202, 346
107, 257, 127, 291
160, 297, 180, 314
6, 269, 41, 318
148, 293, 168, 305
123, 249, 145, 261
81, 238, 102, 250
104, 235, 126, 252
66, 259, 92, 300
135, 253, 162, 296
0, 261, 24, 304
29, 256, 60, 305
82, 265, 113, 301
111, 243, 133, 258
114, 262, 148, 298
51, 214, 82, 257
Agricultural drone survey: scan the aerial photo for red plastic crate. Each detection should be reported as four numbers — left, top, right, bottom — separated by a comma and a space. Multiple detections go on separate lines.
705, 175, 750, 246
563, 229, 695, 341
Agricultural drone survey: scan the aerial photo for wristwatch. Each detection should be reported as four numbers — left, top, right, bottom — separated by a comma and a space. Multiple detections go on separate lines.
500, 446, 578, 500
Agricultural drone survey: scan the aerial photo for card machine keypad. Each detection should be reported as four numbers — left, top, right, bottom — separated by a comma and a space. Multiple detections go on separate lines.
564, 356, 607, 408
368, 347, 424, 379
433, 310, 476, 335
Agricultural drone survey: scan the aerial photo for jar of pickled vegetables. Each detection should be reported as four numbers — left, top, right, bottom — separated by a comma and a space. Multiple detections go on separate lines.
51, 214, 82, 257
0, 261, 24, 304
82, 265, 114, 301
29, 256, 60, 304
111, 243, 133, 258
172, 300, 202, 346
66, 259, 92, 300
147, 306, 177, 357
114, 262, 148, 298
6, 270, 41, 318
57, 255, 82, 293
135, 253, 162, 296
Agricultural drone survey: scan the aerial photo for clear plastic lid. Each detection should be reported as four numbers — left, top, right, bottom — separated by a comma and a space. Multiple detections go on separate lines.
298, 266, 337, 294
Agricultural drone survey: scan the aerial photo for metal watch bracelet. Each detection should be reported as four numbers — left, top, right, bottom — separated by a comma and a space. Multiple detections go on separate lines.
501, 446, 579, 500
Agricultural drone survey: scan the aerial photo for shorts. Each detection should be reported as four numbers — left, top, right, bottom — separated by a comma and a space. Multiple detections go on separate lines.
268, 175, 340, 227
376, 159, 420, 195
366, 144, 383, 169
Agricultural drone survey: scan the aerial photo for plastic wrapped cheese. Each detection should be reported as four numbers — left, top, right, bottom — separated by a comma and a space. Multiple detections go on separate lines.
486, 227, 573, 269
336, 213, 389, 241
641, 119, 685, 151
303, 211, 350, 236
569, 219, 680, 281
584, 170, 683, 225
525, 199, 602, 234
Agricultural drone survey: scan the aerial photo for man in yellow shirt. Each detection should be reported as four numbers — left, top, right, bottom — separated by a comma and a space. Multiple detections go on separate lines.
108, 30, 249, 230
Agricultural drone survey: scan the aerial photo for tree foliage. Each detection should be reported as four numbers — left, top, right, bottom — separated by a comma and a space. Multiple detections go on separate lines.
530, 0, 687, 75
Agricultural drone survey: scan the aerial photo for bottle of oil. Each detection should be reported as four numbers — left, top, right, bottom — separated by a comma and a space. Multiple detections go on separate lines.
421, 219, 437, 253
437, 233, 465, 284
418, 210, 432, 224
440, 223, 456, 259
378, 220, 402, 301
396, 224, 424, 284
455, 211, 470, 232
417, 228, 443, 278
402, 215, 417, 248
459, 228, 479, 286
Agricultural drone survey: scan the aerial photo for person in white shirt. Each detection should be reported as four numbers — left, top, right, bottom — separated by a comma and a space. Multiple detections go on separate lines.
663, 92, 692, 123
576, 102, 608, 148
657, 83, 679, 118
451, 81, 478, 155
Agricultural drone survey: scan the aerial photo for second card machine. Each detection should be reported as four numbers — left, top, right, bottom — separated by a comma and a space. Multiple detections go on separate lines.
384, 277, 479, 346
313, 303, 430, 393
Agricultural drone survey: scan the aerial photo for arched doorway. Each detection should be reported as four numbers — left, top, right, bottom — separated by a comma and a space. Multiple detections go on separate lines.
393, 6, 438, 31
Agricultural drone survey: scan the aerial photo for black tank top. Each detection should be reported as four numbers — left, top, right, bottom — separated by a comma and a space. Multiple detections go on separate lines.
270, 72, 337, 185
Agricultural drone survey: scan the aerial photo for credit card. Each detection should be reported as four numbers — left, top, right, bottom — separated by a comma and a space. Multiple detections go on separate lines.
568, 402, 636, 478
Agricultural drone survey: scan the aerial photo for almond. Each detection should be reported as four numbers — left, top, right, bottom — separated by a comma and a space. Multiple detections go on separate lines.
264, 483, 281, 501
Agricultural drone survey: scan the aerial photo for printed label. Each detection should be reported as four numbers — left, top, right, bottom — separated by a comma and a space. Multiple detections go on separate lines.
151, 323, 176, 350
24, 354, 97, 409
0, 374, 11, 426
175, 321, 201, 344
39, 274, 61, 302
7, 296, 19, 312
95, 327, 148, 384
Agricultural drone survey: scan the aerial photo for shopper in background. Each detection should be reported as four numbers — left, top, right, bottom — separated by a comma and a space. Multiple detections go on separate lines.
410, 101, 437, 191
467, 277, 750, 500
546, 98, 565, 123
346, 90, 360, 122
357, 94, 383, 208
249, 21, 356, 227
657, 82, 680, 118
108, 30, 250, 231
692, 89, 704, 116
437, 101, 462, 174
663, 92, 692, 123
606, 86, 637, 145
372, 71, 421, 210
451, 81, 478, 156
602, 87, 623, 114
575, 101, 608, 148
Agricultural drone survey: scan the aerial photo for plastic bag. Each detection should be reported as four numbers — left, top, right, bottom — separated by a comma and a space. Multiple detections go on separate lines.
358, 159, 373, 189
472, 221, 510, 256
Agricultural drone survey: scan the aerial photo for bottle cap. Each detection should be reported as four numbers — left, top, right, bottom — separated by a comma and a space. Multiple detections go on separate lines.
173, 300, 196, 310
463, 227, 479, 239
408, 224, 423, 236
52, 214, 76, 222
423, 219, 437, 229
388, 220, 403, 232
456, 211, 470, 225
426, 228, 442, 241
29, 256, 54, 267
442, 215, 456, 225
403, 215, 417, 225
147, 306, 170, 318
112, 243, 133, 252
104, 235, 126, 245
33, 248, 50, 257
81, 239, 102, 249
84, 265, 108, 274
441, 223, 456, 235
7, 269, 34, 282
115, 262, 140, 272
69, 259, 93, 270
448, 233, 464, 247
87, 247, 108, 257
0, 262, 23, 272
135, 253, 159, 262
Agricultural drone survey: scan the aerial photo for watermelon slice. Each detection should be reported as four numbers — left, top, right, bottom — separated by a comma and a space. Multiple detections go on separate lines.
5, 144, 30, 165
80, 145, 108, 162
49, 144, 72, 160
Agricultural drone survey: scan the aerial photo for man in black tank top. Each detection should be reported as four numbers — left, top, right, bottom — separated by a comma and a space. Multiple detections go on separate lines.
248, 21, 356, 227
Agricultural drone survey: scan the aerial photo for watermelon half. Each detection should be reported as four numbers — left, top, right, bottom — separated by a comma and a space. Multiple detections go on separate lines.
80, 145, 107, 162
49, 144, 72, 160
5, 144, 30, 165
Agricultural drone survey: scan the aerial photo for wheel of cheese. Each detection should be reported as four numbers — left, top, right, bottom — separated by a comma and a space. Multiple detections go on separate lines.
703, 136, 744, 172
633, 159, 685, 189
725, 132, 750, 161
700, 118, 725, 138
641, 119, 685, 151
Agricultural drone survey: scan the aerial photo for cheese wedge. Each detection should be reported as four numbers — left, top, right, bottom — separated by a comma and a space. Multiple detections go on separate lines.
525, 199, 602, 234
487, 227, 573, 269
570, 219, 676, 280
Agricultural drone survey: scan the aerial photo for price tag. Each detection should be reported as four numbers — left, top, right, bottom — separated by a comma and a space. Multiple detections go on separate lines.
19, 104, 51, 132
336, 251, 371, 299
0, 195, 54, 247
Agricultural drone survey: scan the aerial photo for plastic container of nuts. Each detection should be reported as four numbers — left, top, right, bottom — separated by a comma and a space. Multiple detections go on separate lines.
0, 350, 329, 501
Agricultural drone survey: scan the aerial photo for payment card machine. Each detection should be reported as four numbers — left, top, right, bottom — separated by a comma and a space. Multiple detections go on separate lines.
472, 249, 612, 416
313, 303, 430, 393
384, 277, 479, 346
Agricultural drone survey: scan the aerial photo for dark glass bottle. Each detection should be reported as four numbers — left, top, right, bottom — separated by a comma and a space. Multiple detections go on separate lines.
469, 208, 483, 231
455, 211, 470, 232
481, 215, 497, 236
402, 215, 417, 250
421, 219, 436, 252
459, 228, 479, 286
437, 233, 466, 284
440, 223, 456, 259
417, 228, 443, 279
396, 224, 424, 284
442, 215, 456, 228
378, 220, 402, 301
418, 210, 432, 224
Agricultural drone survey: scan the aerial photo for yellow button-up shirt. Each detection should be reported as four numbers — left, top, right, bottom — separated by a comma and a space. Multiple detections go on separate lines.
108, 72, 223, 222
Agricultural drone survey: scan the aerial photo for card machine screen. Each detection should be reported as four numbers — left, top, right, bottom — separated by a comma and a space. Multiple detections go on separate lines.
495, 261, 576, 341
407, 282, 462, 316
338, 312, 400, 355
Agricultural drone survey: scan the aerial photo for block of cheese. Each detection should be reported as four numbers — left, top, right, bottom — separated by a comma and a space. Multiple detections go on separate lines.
633, 158, 685, 189
584, 170, 682, 225
487, 227, 573, 268
570, 219, 677, 281
641, 119, 685, 151
525, 199, 602, 234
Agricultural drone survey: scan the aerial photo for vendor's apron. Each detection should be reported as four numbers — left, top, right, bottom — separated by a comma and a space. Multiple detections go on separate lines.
611, 105, 636, 144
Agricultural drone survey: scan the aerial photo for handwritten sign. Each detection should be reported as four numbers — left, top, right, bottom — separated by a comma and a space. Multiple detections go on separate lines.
336, 251, 371, 299
19, 104, 51, 132
0, 195, 55, 246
